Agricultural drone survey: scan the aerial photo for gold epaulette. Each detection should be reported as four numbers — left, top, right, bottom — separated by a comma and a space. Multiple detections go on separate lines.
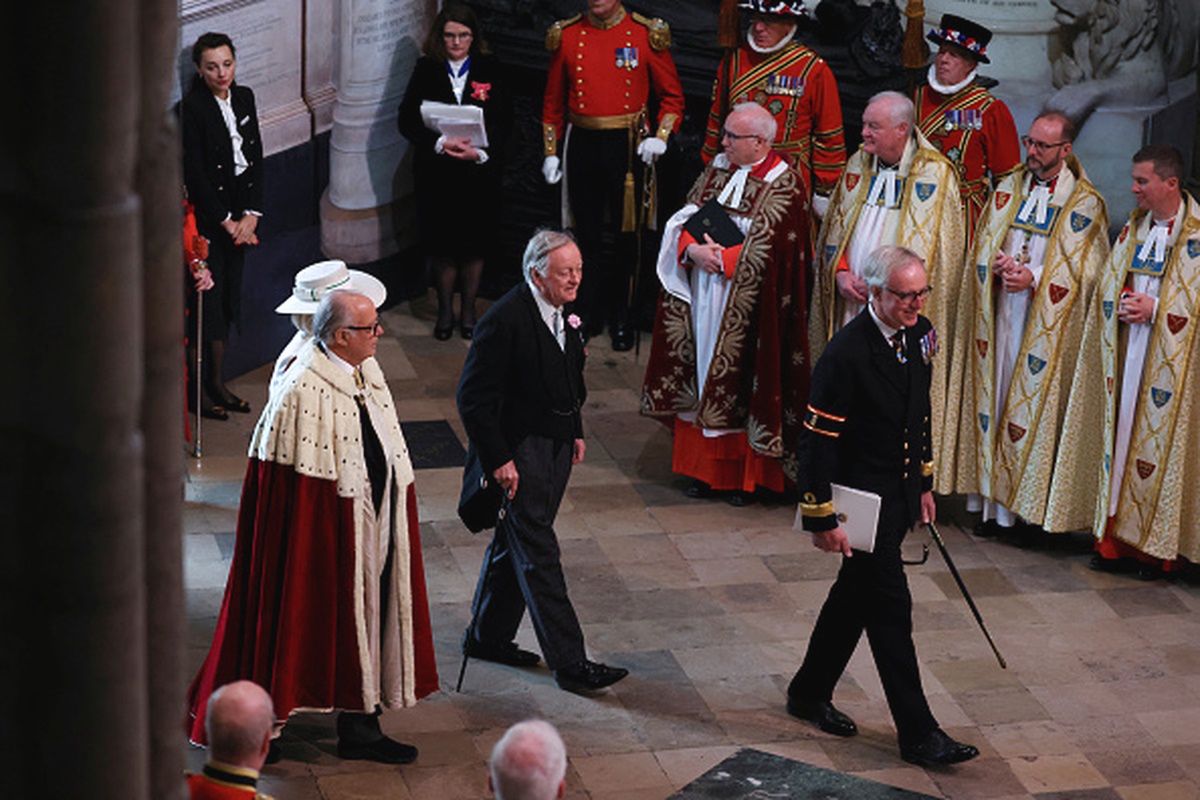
545, 14, 581, 52
632, 11, 671, 50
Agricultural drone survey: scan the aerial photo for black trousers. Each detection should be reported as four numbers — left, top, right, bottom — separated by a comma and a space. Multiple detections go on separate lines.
788, 528, 938, 746
469, 435, 586, 671
187, 221, 245, 341
565, 126, 642, 334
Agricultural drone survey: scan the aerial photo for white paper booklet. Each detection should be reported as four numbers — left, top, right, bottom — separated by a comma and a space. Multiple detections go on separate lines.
419, 101, 489, 147
793, 483, 881, 553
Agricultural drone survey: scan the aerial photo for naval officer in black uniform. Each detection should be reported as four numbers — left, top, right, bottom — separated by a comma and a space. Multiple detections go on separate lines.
786, 245, 979, 767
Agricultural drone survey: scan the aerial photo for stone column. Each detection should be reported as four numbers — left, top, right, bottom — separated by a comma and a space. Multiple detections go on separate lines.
305, 0, 339, 134
0, 0, 154, 796
321, 0, 436, 263
139, 0, 186, 797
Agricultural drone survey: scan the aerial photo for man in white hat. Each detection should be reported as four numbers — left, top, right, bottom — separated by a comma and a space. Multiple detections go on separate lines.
271, 260, 387, 390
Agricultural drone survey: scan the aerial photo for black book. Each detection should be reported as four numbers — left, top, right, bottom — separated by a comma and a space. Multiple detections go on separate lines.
683, 198, 744, 248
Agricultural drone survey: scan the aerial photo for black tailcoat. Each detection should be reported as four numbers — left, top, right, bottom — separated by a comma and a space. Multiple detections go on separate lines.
789, 308, 940, 746
179, 80, 263, 336
456, 282, 588, 670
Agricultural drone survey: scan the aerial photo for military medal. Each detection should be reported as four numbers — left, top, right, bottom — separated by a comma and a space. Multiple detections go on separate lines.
765, 73, 804, 98
614, 46, 639, 69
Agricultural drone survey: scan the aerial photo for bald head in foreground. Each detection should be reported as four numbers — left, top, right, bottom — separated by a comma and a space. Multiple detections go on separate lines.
188, 681, 276, 799
488, 720, 567, 800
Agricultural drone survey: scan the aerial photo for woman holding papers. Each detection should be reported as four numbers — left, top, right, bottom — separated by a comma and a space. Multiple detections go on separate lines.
399, 4, 509, 340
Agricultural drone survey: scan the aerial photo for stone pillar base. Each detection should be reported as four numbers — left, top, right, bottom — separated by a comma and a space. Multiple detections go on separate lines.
321, 190, 397, 263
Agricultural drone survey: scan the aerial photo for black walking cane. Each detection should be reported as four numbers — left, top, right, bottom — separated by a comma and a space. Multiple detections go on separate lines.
926, 521, 1008, 669
455, 497, 510, 692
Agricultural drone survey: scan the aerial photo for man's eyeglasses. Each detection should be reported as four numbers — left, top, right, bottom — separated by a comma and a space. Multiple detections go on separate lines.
442, 31, 473, 41
885, 286, 932, 304
1021, 136, 1068, 152
721, 128, 762, 142
345, 320, 384, 335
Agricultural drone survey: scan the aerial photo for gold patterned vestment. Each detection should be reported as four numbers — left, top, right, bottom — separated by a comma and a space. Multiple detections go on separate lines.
942, 157, 1108, 529
811, 132, 965, 488
1059, 194, 1200, 562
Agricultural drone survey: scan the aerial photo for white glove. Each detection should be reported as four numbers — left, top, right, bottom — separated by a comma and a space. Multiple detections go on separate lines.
811, 193, 830, 219
637, 137, 667, 165
542, 155, 562, 185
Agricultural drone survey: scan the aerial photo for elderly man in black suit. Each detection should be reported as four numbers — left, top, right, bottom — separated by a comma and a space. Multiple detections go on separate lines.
457, 229, 628, 694
787, 245, 979, 767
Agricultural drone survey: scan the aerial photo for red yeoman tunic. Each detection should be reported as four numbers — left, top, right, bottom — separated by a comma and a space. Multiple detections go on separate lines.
702, 39, 846, 199
186, 344, 438, 744
915, 79, 1019, 239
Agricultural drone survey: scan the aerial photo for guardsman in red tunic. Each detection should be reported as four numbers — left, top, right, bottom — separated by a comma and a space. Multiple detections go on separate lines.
914, 14, 1019, 241
701, 0, 846, 217
542, 0, 684, 351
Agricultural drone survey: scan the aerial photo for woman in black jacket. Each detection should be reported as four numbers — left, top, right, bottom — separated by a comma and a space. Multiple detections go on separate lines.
399, 4, 509, 340
180, 31, 264, 417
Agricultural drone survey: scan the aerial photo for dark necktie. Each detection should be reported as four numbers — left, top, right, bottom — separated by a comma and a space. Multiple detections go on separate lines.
891, 329, 907, 364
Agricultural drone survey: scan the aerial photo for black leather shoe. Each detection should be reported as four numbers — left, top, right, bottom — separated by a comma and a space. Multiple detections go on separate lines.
786, 697, 858, 737
199, 403, 229, 421
555, 659, 628, 693
1089, 554, 1130, 573
725, 490, 754, 507
684, 479, 711, 499
337, 735, 418, 764
460, 323, 474, 340
464, 636, 540, 667
973, 519, 1000, 538
900, 729, 979, 766
610, 325, 635, 352
433, 323, 453, 341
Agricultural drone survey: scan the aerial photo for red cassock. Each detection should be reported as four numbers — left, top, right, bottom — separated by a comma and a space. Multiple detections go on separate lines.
186, 348, 438, 744
701, 41, 846, 199
914, 81, 1019, 240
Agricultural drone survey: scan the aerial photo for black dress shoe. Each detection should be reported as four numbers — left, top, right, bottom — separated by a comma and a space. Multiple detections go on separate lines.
200, 403, 229, 421
337, 735, 418, 764
463, 636, 540, 667
900, 728, 979, 767
684, 479, 712, 499
433, 322, 453, 341
973, 519, 1000, 538
460, 323, 474, 340
1089, 554, 1130, 573
724, 490, 754, 507
610, 325, 635, 352
786, 697, 858, 737
554, 659, 628, 693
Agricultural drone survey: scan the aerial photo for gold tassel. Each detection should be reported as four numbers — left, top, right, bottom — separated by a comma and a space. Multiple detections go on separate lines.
901, 0, 930, 70
622, 171, 636, 232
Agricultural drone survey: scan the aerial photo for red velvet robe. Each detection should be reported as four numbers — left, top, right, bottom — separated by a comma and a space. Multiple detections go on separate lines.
186, 351, 439, 744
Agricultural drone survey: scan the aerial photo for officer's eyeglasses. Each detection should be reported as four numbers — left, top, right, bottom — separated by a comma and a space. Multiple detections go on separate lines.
885, 286, 932, 304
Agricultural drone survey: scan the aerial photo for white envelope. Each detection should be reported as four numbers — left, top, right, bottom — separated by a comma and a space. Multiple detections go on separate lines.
793, 483, 880, 553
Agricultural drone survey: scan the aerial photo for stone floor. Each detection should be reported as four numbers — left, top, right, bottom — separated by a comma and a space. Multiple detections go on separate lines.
184, 298, 1200, 800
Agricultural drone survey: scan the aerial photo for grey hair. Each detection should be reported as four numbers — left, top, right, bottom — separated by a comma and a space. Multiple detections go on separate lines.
489, 719, 567, 800
312, 290, 360, 345
729, 101, 778, 142
868, 90, 915, 130
206, 681, 275, 765
291, 313, 313, 335
861, 245, 924, 290
523, 229, 576, 283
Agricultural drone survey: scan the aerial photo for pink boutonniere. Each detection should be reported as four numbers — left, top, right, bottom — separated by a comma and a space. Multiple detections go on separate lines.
470, 81, 491, 102
567, 313, 582, 330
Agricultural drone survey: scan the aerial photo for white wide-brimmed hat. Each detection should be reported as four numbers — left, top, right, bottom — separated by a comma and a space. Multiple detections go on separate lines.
274, 259, 388, 314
